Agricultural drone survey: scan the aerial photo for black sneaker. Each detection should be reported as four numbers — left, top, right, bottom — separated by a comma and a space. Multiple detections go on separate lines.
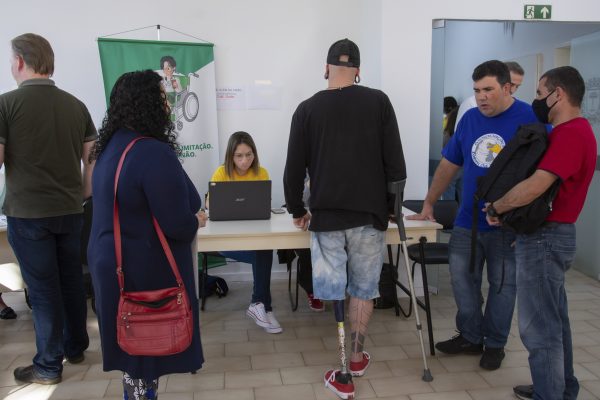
0, 307, 17, 319
65, 353, 85, 364
435, 333, 483, 355
479, 347, 505, 370
513, 384, 534, 399
14, 365, 61, 385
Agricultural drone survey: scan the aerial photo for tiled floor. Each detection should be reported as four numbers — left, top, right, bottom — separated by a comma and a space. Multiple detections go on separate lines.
1, 264, 600, 399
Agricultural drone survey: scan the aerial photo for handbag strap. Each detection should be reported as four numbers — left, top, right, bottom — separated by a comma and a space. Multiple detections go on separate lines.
113, 136, 185, 292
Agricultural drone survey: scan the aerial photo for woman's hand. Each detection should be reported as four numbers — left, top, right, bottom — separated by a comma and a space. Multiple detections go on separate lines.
196, 210, 208, 228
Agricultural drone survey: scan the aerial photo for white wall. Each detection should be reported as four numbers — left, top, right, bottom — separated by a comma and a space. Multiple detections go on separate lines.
429, 26, 445, 161
0, 0, 382, 207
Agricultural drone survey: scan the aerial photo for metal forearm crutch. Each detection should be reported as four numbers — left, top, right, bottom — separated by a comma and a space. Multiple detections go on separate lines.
388, 180, 433, 382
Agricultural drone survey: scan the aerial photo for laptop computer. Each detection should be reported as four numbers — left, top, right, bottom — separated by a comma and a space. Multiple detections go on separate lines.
208, 180, 272, 221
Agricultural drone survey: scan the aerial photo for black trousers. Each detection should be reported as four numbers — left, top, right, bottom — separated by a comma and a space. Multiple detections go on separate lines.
278, 248, 313, 295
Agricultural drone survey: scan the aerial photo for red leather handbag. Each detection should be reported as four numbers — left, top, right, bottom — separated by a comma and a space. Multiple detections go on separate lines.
114, 137, 193, 356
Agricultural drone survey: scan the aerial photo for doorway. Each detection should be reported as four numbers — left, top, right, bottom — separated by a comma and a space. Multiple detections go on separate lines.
429, 20, 600, 280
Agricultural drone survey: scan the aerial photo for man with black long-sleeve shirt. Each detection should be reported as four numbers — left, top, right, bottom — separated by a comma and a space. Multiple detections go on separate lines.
284, 38, 405, 399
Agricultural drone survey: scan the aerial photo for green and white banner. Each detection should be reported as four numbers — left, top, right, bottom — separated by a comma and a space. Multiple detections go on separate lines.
98, 38, 219, 194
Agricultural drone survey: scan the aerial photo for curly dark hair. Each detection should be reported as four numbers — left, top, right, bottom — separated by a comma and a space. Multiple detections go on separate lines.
91, 70, 179, 160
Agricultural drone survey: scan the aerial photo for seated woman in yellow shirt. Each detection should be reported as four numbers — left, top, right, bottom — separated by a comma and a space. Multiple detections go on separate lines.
209, 131, 281, 333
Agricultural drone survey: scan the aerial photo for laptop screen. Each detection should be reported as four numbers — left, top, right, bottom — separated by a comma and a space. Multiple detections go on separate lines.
208, 180, 271, 221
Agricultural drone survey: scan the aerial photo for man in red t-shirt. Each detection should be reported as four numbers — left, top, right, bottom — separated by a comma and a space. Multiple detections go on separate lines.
485, 66, 597, 400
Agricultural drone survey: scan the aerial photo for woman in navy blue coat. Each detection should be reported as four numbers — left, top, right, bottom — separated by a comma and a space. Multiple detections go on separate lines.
88, 70, 206, 399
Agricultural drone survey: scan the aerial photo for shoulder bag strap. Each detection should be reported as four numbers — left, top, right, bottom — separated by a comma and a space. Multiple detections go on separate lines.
113, 136, 185, 293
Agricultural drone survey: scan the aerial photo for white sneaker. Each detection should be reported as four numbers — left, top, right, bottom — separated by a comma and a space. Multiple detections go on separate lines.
265, 311, 283, 334
246, 303, 283, 334
246, 302, 270, 329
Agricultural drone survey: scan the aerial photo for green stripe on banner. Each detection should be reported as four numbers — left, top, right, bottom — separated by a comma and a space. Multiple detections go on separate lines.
97, 37, 214, 105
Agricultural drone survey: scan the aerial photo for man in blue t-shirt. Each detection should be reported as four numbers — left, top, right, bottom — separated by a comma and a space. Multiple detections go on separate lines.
408, 60, 538, 371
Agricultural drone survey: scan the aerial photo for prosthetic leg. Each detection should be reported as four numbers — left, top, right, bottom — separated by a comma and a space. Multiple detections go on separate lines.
324, 300, 355, 399
389, 180, 433, 382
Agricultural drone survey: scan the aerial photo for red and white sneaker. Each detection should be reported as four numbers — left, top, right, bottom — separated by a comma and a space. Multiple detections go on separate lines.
324, 369, 354, 399
308, 294, 325, 312
349, 351, 371, 377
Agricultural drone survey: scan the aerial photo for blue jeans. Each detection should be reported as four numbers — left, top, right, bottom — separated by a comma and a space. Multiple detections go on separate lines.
7, 215, 89, 378
448, 226, 516, 348
516, 223, 579, 400
219, 250, 273, 311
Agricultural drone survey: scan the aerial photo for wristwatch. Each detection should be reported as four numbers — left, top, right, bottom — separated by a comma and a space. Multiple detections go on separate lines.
487, 202, 500, 218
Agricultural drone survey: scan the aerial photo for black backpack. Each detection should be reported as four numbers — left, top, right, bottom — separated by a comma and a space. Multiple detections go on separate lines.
470, 123, 559, 270
374, 263, 399, 309
204, 274, 229, 298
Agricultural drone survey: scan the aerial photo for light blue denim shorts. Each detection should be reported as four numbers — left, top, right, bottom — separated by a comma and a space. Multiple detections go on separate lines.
310, 225, 385, 301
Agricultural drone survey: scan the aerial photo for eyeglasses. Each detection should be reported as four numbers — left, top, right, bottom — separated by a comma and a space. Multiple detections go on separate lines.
233, 152, 254, 160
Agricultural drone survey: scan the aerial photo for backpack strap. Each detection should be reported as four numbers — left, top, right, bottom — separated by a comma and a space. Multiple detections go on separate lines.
468, 125, 528, 275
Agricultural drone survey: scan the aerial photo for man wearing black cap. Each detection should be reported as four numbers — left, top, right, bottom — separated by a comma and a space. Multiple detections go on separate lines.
284, 38, 406, 399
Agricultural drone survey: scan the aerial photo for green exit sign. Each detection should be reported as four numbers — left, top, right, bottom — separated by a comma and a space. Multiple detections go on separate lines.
524, 5, 552, 20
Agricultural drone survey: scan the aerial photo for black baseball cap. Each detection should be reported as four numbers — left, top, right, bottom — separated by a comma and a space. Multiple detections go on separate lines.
327, 38, 360, 68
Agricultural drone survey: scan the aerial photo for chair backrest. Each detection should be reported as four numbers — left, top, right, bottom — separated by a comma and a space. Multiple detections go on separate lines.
403, 199, 458, 230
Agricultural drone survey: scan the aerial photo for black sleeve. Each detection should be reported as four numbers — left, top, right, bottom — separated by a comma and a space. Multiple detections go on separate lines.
381, 94, 407, 211
283, 104, 309, 218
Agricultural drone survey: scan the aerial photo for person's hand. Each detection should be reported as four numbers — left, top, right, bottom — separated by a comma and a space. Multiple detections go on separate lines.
196, 210, 208, 228
293, 212, 311, 231
405, 203, 435, 221
483, 203, 502, 226
485, 214, 502, 226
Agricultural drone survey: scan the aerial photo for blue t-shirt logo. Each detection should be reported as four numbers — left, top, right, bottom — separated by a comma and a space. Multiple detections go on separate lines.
471, 133, 505, 168
442, 99, 539, 231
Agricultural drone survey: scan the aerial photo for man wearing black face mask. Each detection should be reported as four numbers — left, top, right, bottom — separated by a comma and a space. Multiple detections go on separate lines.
486, 66, 597, 400
531, 88, 558, 124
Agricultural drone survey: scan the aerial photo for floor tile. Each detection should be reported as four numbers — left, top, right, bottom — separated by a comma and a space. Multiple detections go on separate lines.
1, 271, 599, 399
410, 391, 473, 400
193, 388, 254, 400
280, 365, 337, 385
226, 341, 276, 357
429, 371, 490, 392
255, 383, 315, 400
274, 337, 325, 353
251, 352, 304, 370
225, 369, 282, 389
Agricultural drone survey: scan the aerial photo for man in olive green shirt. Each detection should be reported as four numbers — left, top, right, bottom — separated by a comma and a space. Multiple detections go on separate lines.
0, 33, 96, 385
